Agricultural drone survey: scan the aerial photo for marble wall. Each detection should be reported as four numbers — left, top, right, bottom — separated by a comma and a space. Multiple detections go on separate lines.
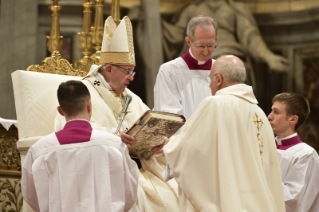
0, 0, 38, 119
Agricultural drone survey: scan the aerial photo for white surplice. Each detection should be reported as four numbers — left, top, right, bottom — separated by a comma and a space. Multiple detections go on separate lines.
163, 84, 285, 212
55, 65, 180, 212
154, 57, 212, 120
22, 129, 138, 212
278, 142, 319, 212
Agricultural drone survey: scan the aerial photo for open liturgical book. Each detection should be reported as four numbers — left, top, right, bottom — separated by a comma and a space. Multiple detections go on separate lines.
126, 110, 185, 160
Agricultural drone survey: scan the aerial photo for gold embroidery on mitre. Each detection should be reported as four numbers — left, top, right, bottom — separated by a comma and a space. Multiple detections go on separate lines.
100, 17, 135, 66
252, 113, 264, 165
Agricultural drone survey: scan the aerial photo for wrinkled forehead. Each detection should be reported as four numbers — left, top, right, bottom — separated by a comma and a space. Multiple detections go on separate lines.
194, 25, 216, 38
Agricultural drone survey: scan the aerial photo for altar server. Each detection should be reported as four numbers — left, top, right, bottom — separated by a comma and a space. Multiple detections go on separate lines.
268, 92, 319, 212
154, 15, 218, 119
22, 80, 138, 212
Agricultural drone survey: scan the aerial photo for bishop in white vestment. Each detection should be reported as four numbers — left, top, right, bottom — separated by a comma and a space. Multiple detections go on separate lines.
163, 55, 285, 212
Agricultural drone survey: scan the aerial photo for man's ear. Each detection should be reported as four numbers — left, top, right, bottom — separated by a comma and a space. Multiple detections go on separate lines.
57, 106, 65, 116
289, 115, 298, 126
101, 65, 112, 78
105, 64, 112, 72
87, 100, 92, 113
185, 37, 191, 47
216, 74, 223, 86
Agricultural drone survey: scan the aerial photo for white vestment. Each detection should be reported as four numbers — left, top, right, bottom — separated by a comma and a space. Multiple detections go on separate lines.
163, 84, 285, 212
278, 142, 319, 212
22, 129, 138, 212
55, 65, 179, 212
154, 57, 212, 120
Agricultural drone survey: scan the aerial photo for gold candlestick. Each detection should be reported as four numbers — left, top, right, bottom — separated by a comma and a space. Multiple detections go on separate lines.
46, 0, 63, 53
111, 0, 121, 26
90, 0, 105, 64
75, 0, 94, 73
27, 0, 85, 76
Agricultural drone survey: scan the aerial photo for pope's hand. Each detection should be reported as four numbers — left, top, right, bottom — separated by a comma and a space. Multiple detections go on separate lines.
151, 136, 170, 155
114, 132, 137, 148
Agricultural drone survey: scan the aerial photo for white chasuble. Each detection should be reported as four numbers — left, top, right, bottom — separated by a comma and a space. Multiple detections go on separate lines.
22, 130, 138, 212
278, 143, 319, 212
154, 57, 212, 120
163, 84, 285, 212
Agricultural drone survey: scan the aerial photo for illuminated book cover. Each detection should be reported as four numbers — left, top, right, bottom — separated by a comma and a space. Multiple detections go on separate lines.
127, 110, 185, 160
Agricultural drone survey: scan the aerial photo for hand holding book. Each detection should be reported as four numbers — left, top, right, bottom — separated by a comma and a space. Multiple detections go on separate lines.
126, 110, 185, 160
119, 132, 137, 148
151, 136, 170, 155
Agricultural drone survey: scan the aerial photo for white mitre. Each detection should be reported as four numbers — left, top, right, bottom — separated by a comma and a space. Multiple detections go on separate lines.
86, 16, 135, 77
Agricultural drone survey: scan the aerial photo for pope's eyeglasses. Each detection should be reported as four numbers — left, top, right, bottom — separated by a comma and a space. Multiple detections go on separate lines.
112, 64, 136, 77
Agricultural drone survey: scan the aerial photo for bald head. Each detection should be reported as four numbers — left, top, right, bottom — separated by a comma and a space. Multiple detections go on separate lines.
209, 55, 246, 95
214, 55, 246, 84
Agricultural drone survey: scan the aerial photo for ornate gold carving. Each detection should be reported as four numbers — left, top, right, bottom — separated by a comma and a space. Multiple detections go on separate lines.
47, 0, 63, 53
91, 0, 105, 65
0, 178, 23, 212
0, 126, 21, 176
253, 113, 264, 165
26, 51, 86, 77
75, 0, 95, 75
100, 17, 135, 65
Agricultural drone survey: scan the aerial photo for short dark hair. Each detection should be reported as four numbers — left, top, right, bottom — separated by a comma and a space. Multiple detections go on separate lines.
272, 93, 310, 130
57, 80, 90, 117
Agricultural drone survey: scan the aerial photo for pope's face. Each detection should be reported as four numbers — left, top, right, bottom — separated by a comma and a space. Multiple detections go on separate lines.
186, 25, 217, 62
268, 101, 291, 136
108, 65, 135, 93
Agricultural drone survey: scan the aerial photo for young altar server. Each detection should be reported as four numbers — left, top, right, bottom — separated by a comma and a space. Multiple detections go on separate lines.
268, 92, 319, 212
22, 80, 138, 212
